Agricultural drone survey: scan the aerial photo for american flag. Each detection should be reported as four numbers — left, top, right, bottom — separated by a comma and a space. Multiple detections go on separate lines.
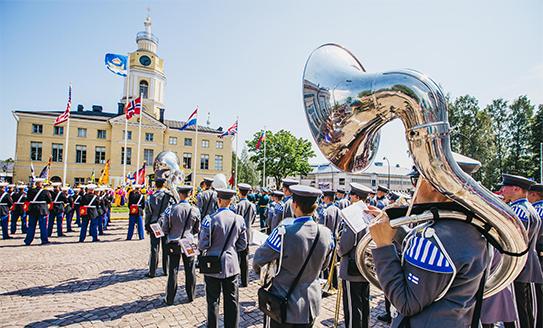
219, 120, 238, 138
124, 97, 142, 120
53, 84, 71, 126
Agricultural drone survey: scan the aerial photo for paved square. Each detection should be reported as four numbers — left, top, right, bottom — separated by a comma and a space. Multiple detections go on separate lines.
0, 220, 389, 327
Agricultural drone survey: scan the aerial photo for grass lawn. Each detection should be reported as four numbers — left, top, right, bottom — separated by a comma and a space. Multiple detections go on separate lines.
111, 206, 129, 213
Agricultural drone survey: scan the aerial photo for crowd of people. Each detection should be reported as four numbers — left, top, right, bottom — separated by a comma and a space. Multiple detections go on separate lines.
1, 154, 542, 328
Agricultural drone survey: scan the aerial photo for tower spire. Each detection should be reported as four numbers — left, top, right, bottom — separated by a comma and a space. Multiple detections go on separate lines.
144, 7, 152, 34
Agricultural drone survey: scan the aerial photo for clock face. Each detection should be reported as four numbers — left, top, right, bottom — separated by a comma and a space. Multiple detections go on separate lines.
139, 55, 151, 66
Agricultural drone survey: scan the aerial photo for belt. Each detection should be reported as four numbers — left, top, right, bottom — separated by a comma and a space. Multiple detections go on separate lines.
85, 206, 96, 208
31, 201, 46, 204
0, 203, 7, 206
54, 202, 64, 204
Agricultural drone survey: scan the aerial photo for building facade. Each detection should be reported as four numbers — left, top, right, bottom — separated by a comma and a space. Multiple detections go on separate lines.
12, 15, 232, 186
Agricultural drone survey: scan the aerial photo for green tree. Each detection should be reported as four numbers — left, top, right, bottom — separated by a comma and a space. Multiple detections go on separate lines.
505, 96, 534, 177
485, 99, 509, 178
246, 130, 315, 188
529, 104, 543, 181
231, 147, 260, 186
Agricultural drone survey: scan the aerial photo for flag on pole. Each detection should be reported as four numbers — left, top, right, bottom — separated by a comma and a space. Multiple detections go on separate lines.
104, 53, 128, 77
30, 162, 36, 179
90, 169, 95, 183
98, 160, 110, 185
39, 158, 52, 180
177, 107, 198, 131
54, 84, 71, 126
124, 97, 142, 120
136, 162, 146, 185
256, 130, 266, 150
219, 120, 238, 138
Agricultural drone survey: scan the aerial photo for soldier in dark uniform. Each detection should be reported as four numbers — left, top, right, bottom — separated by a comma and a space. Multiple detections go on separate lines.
96, 188, 106, 236
160, 185, 200, 304
63, 187, 75, 233
24, 178, 52, 245
48, 182, 67, 237
257, 188, 270, 230
253, 185, 334, 328
10, 184, 27, 234
320, 189, 342, 290
336, 188, 350, 209
375, 185, 390, 209
236, 183, 257, 287
499, 174, 543, 328
0, 182, 14, 239
198, 188, 247, 328
144, 178, 175, 278
104, 188, 113, 228
338, 182, 373, 328
79, 184, 100, 242
528, 183, 543, 328
127, 184, 145, 240
367, 155, 491, 327
197, 177, 218, 219
267, 190, 284, 234
281, 179, 298, 221
73, 187, 84, 227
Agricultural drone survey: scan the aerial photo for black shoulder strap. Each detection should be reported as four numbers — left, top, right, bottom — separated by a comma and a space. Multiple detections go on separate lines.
203, 192, 213, 217
180, 207, 193, 238
219, 219, 237, 256
470, 268, 487, 327
286, 226, 321, 298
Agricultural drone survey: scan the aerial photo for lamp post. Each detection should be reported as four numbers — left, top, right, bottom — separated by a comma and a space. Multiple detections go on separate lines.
383, 156, 391, 189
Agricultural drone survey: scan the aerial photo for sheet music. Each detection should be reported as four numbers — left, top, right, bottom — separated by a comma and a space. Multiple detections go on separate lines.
150, 223, 164, 238
340, 201, 373, 234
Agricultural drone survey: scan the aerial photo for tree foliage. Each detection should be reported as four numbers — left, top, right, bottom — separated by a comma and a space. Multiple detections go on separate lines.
231, 147, 260, 186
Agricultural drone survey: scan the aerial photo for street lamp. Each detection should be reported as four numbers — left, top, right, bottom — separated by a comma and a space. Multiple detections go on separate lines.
382, 156, 391, 189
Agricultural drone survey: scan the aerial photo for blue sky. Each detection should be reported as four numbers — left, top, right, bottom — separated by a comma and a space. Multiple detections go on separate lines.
1, 0, 541, 168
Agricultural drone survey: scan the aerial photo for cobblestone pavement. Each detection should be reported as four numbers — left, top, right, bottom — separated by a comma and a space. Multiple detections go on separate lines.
0, 220, 389, 328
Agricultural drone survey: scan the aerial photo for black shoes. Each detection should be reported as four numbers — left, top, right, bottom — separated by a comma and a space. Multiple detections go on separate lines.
377, 314, 392, 323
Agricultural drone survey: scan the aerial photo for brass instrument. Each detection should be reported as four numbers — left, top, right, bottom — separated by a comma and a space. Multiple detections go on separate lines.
153, 151, 185, 202
302, 43, 528, 297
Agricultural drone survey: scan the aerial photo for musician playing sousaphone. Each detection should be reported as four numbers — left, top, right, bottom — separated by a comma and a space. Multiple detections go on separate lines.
366, 153, 491, 327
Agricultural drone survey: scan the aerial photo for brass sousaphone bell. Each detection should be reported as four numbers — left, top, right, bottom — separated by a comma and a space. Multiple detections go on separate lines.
301, 44, 528, 297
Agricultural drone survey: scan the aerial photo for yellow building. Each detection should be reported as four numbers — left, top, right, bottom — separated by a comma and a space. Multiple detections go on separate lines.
12, 15, 232, 186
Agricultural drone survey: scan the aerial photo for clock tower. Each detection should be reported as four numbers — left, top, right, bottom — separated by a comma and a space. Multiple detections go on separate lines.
123, 14, 166, 120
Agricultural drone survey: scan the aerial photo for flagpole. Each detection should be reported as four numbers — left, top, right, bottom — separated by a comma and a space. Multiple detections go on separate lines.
62, 83, 71, 186
234, 116, 239, 188
193, 108, 199, 187
122, 58, 131, 185
263, 127, 266, 188
136, 92, 143, 184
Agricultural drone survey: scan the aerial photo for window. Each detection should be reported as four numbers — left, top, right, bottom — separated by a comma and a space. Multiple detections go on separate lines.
97, 130, 106, 139
32, 124, 43, 134
183, 152, 192, 169
139, 80, 149, 98
216, 141, 223, 149
53, 126, 64, 136
200, 154, 209, 170
339, 178, 345, 186
144, 149, 154, 165
202, 139, 209, 148
123, 130, 132, 140
95, 146, 106, 164
75, 145, 87, 163
169, 137, 177, 145
77, 128, 87, 138
215, 155, 223, 171
121, 147, 132, 165
184, 138, 192, 146
145, 133, 154, 142
30, 142, 42, 161
52, 143, 63, 162
74, 177, 85, 186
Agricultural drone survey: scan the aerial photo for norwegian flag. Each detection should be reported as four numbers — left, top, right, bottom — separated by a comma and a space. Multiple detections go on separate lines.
219, 120, 238, 138
256, 130, 266, 150
124, 97, 142, 120
54, 84, 71, 126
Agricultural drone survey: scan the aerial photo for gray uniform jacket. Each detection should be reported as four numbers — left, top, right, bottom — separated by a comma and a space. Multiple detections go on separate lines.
145, 189, 175, 227
371, 203, 489, 328
269, 202, 284, 231
253, 217, 334, 324
337, 222, 367, 282
160, 201, 201, 243
197, 189, 217, 218
510, 198, 543, 283
319, 203, 342, 240
236, 198, 257, 248
282, 196, 294, 220
198, 207, 247, 279
336, 198, 350, 210
533, 200, 543, 269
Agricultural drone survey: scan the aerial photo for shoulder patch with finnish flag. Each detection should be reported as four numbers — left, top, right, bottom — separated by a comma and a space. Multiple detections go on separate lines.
105, 53, 128, 77
404, 235, 453, 273
201, 215, 211, 228
266, 226, 283, 252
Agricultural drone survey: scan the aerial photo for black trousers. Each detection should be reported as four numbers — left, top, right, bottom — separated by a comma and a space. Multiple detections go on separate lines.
166, 244, 196, 304
149, 234, 168, 276
514, 281, 536, 328
270, 320, 315, 328
482, 323, 516, 328
342, 280, 369, 328
536, 283, 542, 328
205, 275, 239, 328
238, 248, 249, 287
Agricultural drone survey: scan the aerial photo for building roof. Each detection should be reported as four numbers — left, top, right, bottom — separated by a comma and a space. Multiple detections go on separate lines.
311, 162, 411, 177
163, 119, 222, 133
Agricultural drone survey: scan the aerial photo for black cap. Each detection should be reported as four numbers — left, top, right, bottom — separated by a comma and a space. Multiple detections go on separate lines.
237, 183, 252, 191
377, 185, 389, 193
203, 177, 214, 183
282, 178, 299, 188
388, 191, 400, 201
349, 182, 373, 197
272, 190, 284, 197
155, 178, 166, 184
216, 188, 237, 199
336, 188, 346, 194
176, 185, 193, 193
322, 190, 335, 197
529, 183, 543, 193
499, 174, 534, 190
290, 185, 323, 198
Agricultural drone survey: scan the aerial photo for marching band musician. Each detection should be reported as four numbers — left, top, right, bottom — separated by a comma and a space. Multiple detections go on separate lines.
0, 182, 13, 240
236, 183, 257, 287
127, 184, 145, 241
338, 182, 373, 328
267, 190, 284, 233
24, 178, 52, 245
197, 177, 218, 219
79, 184, 100, 243
320, 189, 342, 291
280, 178, 299, 220
10, 184, 27, 234
257, 188, 270, 230
96, 187, 106, 236
498, 174, 542, 328
528, 183, 543, 328
367, 154, 490, 327
63, 187, 75, 233
74, 187, 84, 227
374, 185, 390, 209
198, 188, 247, 328
48, 182, 67, 237
335, 188, 350, 209
253, 185, 334, 328
160, 185, 200, 304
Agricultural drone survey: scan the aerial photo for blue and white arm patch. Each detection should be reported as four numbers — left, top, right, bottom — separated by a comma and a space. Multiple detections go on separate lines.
266, 227, 282, 252
274, 203, 283, 214
403, 235, 453, 273
512, 205, 529, 222
163, 205, 173, 217
201, 215, 211, 228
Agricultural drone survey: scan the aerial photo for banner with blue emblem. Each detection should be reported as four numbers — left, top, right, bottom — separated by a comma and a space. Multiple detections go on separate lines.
104, 53, 128, 77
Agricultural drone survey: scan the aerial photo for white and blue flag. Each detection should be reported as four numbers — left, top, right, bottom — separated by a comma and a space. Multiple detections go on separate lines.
105, 53, 128, 77
177, 107, 198, 131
